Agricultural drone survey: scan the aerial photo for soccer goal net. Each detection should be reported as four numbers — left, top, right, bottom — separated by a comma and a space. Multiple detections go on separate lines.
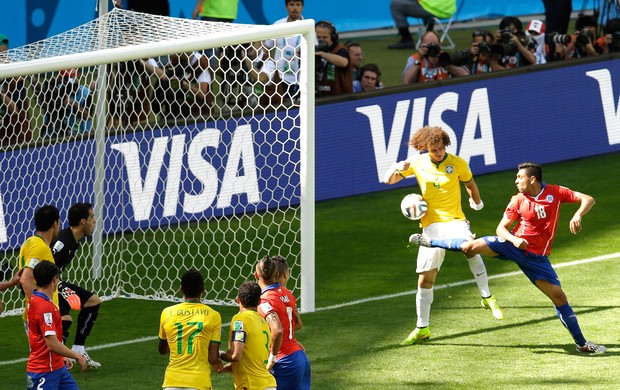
0, 8, 316, 315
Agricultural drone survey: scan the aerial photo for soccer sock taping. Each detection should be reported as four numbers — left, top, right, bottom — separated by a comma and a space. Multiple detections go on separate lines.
74, 304, 100, 346
62, 320, 72, 344
430, 237, 467, 252
467, 255, 491, 298
416, 287, 433, 328
555, 303, 587, 346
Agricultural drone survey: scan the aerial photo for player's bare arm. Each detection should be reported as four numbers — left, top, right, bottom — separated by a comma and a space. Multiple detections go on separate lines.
44, 334, 88, 372
157, 338, 169, 355
569, 193, 595, 234
464, 179, 484, 210
20, 266, 36, 299
383, 161, 411, 184
209, 341, 223, 372
496, 215, 527, 249
265, 312, 283, 370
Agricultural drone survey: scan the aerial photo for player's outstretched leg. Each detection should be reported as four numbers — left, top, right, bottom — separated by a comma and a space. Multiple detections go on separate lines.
408, 234, 467, 252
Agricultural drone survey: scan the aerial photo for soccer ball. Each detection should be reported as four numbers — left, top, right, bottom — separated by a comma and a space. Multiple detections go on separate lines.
400, 193, 428, 220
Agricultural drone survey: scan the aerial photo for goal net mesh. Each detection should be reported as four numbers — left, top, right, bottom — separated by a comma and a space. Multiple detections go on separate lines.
0, 8, 311, 315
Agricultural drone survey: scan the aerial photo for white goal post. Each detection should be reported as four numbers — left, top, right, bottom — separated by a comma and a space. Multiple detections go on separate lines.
0, 8, 316, 314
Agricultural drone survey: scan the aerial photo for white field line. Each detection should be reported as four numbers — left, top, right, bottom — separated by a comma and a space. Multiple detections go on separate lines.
2, 252, 618, 366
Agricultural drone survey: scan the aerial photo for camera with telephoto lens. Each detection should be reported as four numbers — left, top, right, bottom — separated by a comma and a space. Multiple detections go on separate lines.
549, 33, 572, 45
576, 28, 595, 47
315, 40, 329, 52
438, 50, 472, 67
424, 42, 441, 58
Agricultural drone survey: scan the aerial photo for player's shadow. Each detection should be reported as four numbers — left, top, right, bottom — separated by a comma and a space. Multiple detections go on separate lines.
380, 305, 617, 355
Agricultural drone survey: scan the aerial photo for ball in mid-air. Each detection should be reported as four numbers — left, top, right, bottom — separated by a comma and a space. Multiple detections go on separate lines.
400, 193, 428, 220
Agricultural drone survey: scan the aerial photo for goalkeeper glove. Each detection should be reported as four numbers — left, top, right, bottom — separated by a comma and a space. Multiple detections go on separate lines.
469, 198, 484, 211
58, 282, 82, 310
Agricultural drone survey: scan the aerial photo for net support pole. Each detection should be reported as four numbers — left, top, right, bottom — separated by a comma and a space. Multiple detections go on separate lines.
92, 0, 111, 279
300, 25, 316, 313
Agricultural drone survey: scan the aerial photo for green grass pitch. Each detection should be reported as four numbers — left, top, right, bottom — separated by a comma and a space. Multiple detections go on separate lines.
1, 152, 619, 389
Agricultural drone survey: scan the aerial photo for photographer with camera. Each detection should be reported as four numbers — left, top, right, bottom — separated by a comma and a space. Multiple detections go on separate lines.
493, 17, 536, 69
315, 20, 353, 97
599, 18, 620, 54
467, 30, 504, 74
566, 14, 602, 59
402, 31, 468, 85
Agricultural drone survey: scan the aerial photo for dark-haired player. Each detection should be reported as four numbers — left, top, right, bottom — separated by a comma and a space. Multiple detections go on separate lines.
409, 162, 606, 353
27, 261, 88, 389
158, 269, 223, 389
220, 281, 277, 389
51, 202, 101, 367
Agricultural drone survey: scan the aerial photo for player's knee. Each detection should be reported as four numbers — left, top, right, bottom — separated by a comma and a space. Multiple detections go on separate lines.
84, 295, 101, 307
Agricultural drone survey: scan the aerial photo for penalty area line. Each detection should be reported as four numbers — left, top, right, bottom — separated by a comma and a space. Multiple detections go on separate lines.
1, 252, 618, 366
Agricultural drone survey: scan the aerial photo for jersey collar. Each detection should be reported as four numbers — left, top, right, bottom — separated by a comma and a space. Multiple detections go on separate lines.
429, 153, 449, 168
32, 290, 51, 301
261, 282, 280, 294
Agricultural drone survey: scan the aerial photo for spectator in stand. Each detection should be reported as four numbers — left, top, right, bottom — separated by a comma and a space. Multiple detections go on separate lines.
566, 14, 602, 59
241, 41, 284, 108
402, 31, 468, 85
494, 17, 536, 69
315, 20, 353, 97
0, 34, 31, 146
153, 52, 214, 120
525, 20, 549, 64
466, 30, 503, 74
598, 18, 620, 54
353, 64, 383, 93
388, 0, 456, 50
262, 0, 307, 102
346, 42, 364, 81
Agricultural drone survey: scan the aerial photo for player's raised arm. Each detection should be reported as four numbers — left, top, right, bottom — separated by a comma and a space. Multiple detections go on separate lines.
383, 161, 412, 184
569, 192, 595, 234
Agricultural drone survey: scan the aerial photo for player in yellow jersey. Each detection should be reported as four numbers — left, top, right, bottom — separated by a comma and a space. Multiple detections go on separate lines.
18, 205, 61, 331
159, 269, 223, 390
220, 281, 277, 390
383, 126, 504, 345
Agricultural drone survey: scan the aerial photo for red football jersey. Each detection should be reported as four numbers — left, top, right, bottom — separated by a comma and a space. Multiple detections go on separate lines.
27, 291, 65, 373
504, 184, 580, 256
258, 284, 302, 359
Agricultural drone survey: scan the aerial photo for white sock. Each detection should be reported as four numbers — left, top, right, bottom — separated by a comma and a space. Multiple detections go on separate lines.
71, 344, 85, 354
416, 287, 433, 328
467, 255, 491, 298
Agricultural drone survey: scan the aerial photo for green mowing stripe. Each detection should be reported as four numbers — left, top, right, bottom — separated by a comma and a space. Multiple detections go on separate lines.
2, 251, 617, 367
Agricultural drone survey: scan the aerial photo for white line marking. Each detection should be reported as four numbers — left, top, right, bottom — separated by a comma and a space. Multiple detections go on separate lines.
2, 252, 618, 366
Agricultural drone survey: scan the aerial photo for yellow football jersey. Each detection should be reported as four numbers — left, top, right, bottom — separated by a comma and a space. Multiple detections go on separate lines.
401, 153, 473, 227
159, 301, 222, 390
18, 235, 58, 322
229, 310, 277, 390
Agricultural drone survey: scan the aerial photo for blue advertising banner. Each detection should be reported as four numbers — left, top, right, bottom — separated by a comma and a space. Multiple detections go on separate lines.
1, 59, 620, 251
0, 112, 299, 250
314, 59, 620, 200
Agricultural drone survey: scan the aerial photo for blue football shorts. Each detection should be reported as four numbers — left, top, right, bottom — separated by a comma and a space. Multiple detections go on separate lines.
482, 236, 561, 286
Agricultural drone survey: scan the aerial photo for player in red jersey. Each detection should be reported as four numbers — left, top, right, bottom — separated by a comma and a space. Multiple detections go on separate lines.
27, 261, 88, 389
255, 255, 310, 390
408, 162, 607, 353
